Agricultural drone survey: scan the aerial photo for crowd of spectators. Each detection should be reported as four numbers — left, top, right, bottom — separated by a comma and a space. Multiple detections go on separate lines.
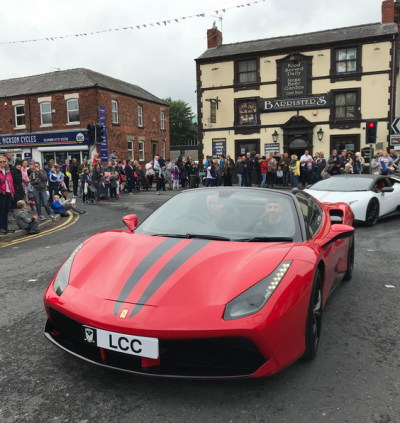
1, 147, 399, 236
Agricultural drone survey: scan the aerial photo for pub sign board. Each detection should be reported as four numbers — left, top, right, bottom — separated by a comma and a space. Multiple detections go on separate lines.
277, 53, 312, 99
259, 94, 330, 113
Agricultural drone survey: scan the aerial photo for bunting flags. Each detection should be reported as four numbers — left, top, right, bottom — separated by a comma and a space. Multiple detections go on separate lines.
0, 0, 265, 45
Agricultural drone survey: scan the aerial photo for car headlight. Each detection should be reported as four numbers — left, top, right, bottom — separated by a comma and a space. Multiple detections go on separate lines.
348, 200, 358, 206
53, 243, 84, 296
224, 261, 292, 321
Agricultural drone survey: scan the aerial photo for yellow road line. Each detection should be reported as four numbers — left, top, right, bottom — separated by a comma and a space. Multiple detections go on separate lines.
0, 211, 80, 248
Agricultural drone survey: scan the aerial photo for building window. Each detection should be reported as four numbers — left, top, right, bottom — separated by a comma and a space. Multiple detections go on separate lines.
127, 140, 134, 161
238, 100, 258, 125
161, 141, 165, 159
138, 104, 143, 127
161, 110, 166, 130
14, 105, 25, 127
41, 102, 52, 125
237, 59, 257, 83
334, 92, 357, 119
111, 100, 118, 124
139, 141, 145, 161
210, 102, 216, 123
335, 48, 357, 73
67, 99, 79, 123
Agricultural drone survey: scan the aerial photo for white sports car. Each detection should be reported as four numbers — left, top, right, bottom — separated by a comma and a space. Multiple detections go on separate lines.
305, 174, 400, 226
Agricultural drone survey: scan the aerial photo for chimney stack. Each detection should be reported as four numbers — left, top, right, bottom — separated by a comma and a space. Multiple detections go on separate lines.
207, 25, 222, 49
382, 0, 395, 23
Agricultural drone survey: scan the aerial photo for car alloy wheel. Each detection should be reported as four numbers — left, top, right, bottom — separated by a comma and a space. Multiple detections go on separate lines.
303, 269, 322, 360
365, 199, 379, 227
343, 232, 354, 281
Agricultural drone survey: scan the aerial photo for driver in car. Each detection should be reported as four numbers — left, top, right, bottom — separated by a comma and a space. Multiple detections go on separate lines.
255, 199, 294, 235
205, 193, 240, 231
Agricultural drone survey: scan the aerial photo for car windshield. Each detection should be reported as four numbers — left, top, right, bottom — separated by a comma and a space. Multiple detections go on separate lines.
135, 188, 302, 242
310, 177, 372, 192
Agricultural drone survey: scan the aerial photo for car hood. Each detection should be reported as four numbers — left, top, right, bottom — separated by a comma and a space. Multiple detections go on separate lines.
305, 189, 367, 204
68, 232, 294, 310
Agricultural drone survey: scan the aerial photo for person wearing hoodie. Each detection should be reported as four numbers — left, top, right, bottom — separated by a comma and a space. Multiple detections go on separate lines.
14, 200, 40, 235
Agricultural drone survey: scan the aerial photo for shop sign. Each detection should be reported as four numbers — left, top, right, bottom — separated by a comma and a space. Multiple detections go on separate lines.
212, 138, 226, 158
0, 129, 88, 148
259, 94, 330, 113
99, 105, 109, 161
264, 143, 280, 155
24, 153, 32, 161
281, 61, 308, 98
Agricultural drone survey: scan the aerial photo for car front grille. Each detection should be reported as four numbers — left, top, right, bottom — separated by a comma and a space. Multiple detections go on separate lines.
46, 308, 266, 378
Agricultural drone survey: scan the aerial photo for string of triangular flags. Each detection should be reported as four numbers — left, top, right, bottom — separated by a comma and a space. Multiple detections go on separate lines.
0, 0, 265, 45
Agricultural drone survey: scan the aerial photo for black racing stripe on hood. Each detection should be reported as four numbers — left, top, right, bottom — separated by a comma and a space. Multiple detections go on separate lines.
129, 239, 210, 318
113, 237, 182, 316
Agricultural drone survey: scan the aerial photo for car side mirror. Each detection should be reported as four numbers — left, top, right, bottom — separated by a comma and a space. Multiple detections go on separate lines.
122, 214, 138, 232
321, 224, 354, 249
381, 187, 394, 193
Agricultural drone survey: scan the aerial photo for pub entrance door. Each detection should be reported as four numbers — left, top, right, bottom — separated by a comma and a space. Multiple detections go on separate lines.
289, 138, 308, 159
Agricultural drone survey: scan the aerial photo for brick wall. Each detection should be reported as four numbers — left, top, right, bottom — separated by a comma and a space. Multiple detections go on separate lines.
207, 27, 223, 49
0, 87, 169, 163
97, 89, 170, 163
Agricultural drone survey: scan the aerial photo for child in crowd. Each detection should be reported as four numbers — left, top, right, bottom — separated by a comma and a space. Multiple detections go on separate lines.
51, 195, 69, 217
110, 172, 118, 199
276, 166, 283, 187
26, 182, 35, 211
80, 167, 92, 203
60, 189, 88, 215
14, 200, 40, 235
172, 165, 180, 191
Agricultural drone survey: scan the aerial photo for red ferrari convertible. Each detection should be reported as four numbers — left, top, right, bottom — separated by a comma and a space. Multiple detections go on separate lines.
44, 188, 354, 379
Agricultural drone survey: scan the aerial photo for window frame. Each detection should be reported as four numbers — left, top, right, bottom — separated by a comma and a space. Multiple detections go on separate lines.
138, 104, 143, 127
330, 45, 362, 82
210, 101, 217, 123
14, 105, 25, 127
160, 110, 166, 130
127, 140, 134, 161
234, 98, 261, 134
330, 88, 361, 129
111, 100, 118, 124
66, 99, 80, 123
234, 58, 260, 91
139, 141, 145, 162
40, 102, 52, 125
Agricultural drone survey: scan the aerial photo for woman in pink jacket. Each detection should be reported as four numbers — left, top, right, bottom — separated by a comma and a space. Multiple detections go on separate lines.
0, 155, 15, 235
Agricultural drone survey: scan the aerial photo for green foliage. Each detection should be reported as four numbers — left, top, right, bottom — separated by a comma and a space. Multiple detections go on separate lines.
163, 97, 197, 145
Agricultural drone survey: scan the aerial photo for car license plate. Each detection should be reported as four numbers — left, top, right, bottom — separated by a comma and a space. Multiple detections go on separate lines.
82, 326, 159, 359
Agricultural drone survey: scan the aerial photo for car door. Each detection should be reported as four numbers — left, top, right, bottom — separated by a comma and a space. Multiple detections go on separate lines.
376, 177, 397, 216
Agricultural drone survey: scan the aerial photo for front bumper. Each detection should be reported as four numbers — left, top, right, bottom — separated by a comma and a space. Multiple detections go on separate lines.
45, 308, 272, 379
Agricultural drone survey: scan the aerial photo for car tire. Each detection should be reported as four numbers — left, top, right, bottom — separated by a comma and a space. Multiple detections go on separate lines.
365, 199, 379, 227
343, 232, 355, 281
303, 268, 322, 361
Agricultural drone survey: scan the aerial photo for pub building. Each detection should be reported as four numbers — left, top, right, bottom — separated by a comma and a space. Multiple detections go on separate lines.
0, 68, 169, 165
195, 0, 400, 166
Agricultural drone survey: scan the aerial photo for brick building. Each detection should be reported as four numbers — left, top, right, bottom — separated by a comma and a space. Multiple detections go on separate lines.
0, 68, 169, 165
195, 0, 400, 167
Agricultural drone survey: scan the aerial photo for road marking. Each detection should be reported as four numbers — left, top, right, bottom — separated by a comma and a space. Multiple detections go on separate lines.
385, 285, 396, 289
28, 279, 37, 282
0, 212, 79, 249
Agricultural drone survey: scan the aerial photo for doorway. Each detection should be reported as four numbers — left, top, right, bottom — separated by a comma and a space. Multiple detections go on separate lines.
151, 141, 158, 159
289, 138, 309, 159
235, 139, 260, 160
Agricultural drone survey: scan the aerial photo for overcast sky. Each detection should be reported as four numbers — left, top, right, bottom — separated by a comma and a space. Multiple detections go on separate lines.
0, 0, 387, 112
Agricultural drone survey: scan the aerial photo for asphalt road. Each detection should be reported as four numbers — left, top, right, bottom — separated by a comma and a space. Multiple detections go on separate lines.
0, 189, 399, 423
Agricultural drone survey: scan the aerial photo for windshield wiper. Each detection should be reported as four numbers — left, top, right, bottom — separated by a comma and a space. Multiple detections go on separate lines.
237, 237, 293, 242
153, 234, 231, 241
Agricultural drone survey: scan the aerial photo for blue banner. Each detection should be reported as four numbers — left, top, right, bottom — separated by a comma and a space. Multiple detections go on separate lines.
99, 105, 108, 161
0, 129, 88, 148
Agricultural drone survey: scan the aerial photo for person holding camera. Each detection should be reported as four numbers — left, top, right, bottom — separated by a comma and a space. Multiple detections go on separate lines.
30, 162, 55, 221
